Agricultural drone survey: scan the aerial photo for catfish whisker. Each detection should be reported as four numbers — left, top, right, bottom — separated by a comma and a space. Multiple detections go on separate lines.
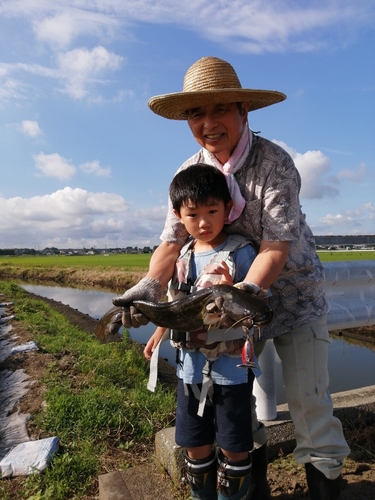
224, 315, 253, 333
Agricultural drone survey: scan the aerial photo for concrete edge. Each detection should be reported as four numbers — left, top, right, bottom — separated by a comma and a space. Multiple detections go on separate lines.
264, 384, 375, 459
99, 471, 133, 500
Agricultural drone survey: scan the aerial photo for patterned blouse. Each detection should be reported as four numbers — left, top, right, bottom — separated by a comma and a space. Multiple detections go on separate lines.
160, 134, 327, 340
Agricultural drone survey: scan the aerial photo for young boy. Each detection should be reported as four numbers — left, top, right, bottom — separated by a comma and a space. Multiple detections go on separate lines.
144, 164, 260, 500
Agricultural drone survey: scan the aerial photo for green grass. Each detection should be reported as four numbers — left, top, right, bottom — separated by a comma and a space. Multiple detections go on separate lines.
317, 251, 375, 261
0, 253, 152, 270
1, 251, 374, 270
0, 281, 176, 500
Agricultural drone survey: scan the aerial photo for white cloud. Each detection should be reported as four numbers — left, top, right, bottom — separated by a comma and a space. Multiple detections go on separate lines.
1, 1, 373, 53
32, 11, 120, 48
337, 162, 366, 182
33, 152, 76, 180
57, 46, 123, 99
319, 213, 355, 228
318, 202, 375, 233
34, 154, 114, 180
1, 2, 372, 106
0, 77, 28, 104
80, 160, 111, 177
34, 13, 77, 48
0, 187, 128, 222
272, 140, 339, 199
133, 206, 168, 221
0, 187, 165, 248
18, 120, 43, 137
0, 46, 123, 102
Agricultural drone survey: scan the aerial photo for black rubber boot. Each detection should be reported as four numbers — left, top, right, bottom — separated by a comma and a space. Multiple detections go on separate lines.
305, 463, 341, 500
247, 444, 271, 499
217, 449, 252, 500
184, 449, 217, 500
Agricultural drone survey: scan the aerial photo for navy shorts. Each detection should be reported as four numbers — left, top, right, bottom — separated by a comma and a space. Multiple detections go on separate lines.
175, 372, 254, 453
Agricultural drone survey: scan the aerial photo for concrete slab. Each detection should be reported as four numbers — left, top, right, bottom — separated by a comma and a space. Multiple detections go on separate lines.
99, 471, 132, 500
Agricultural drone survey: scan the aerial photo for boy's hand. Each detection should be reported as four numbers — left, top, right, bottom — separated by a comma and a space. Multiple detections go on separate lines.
205, 261, 234, 286
143, 327, 165, 360
112, 277, 163, 328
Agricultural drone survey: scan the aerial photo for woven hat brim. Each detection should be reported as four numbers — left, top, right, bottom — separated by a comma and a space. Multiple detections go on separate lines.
148, 89, 286, 120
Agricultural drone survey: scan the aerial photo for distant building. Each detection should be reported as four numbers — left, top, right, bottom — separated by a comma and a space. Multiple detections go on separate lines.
314, 235, 375, 246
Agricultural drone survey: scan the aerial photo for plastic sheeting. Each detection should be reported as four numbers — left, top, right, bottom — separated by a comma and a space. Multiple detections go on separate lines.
254, 260, 375, 420
324, 260, 375, 330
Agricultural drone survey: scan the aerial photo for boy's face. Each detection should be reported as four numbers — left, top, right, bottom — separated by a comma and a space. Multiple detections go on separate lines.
174, 197, 233, 248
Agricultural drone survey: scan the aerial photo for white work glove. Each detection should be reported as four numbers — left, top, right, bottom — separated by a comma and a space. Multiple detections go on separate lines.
112, 277, 163, 329
234, 281, 269, 299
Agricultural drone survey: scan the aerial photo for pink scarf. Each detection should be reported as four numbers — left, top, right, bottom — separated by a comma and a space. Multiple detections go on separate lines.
203, 127, 251, 222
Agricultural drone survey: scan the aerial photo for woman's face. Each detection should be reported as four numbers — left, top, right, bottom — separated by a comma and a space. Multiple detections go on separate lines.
187, 102, 248, 164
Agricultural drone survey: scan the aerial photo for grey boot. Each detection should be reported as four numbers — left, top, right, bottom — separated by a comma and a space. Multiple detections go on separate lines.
184, 449, 217, 500
247, 444, 271, 500
305, 463, 341, 500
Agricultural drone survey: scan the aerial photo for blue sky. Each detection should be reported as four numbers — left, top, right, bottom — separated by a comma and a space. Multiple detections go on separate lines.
1, 0, 374, 250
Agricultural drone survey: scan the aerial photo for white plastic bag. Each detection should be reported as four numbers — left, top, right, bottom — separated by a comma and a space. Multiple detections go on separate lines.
0, 437, 59, 477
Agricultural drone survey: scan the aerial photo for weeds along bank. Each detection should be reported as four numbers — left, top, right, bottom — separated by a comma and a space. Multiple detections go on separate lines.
0, 265, 145, 291
0, 254, 151, 291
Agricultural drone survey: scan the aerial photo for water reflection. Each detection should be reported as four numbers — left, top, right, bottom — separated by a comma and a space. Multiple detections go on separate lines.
22, 284, 375, 405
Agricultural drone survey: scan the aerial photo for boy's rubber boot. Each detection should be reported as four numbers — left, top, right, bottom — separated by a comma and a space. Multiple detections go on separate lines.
184, 449, 217, 500
217, 449, 252, 500
247, 444, 271, 499
305, 463, 341, 500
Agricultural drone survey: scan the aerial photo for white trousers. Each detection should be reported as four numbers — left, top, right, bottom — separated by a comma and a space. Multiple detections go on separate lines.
252, 315, 350, 480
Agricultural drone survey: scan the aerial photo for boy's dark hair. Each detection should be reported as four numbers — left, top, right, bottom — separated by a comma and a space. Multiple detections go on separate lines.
170, 163, 232, 213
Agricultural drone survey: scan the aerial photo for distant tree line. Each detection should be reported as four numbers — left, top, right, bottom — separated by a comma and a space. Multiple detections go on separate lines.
0, 249, 17, 255
0, 246, 158, 256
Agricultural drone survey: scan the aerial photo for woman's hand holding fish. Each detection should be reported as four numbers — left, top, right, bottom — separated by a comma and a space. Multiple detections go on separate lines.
112, 277, 163, 328
234, 281, 269, 299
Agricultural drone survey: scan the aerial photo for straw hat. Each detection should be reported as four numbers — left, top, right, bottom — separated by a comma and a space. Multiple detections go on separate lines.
148, 56, 286, 120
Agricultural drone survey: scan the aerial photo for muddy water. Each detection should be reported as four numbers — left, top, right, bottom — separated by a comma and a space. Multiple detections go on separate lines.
22, 284, 375, 405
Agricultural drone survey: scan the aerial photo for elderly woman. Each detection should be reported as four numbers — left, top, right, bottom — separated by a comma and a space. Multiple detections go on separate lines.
113, 57, 349, 500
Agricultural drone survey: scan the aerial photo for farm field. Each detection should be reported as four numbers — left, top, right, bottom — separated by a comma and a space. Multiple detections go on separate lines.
0, 253, 151, 270
0, 250, 374, 269
317, 250, 375, 262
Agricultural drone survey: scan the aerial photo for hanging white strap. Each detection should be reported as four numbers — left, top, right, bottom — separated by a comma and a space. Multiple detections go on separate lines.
190, 382, 211, 417
197, 360, 214, 417
147, 329, 170, 392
